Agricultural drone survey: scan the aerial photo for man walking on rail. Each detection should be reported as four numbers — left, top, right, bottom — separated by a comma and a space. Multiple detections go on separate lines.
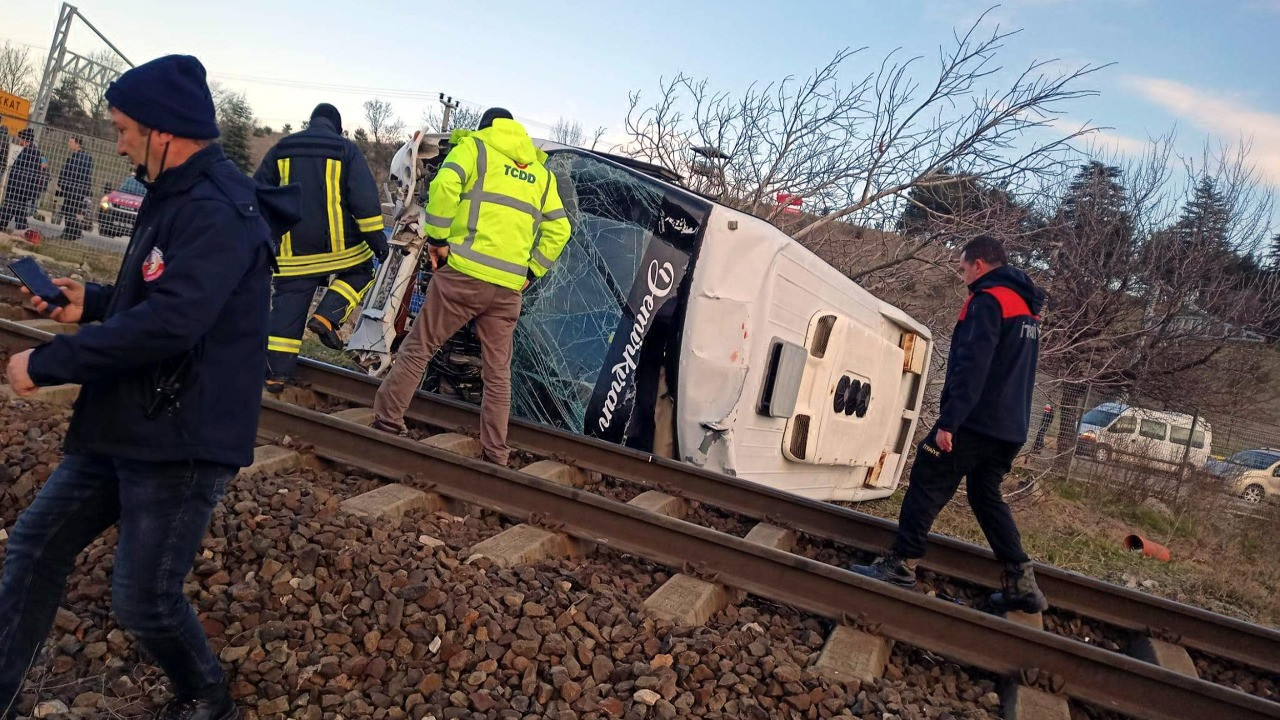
372, 108, 572, 467
254, 103, 389, 392
1, 55, 298, 720
852, 235, 1049, 614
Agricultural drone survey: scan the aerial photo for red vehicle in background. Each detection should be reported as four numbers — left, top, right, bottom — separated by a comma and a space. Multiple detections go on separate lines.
96, 175, 146, 238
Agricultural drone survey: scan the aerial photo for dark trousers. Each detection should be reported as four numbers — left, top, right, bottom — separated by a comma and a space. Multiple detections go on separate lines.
266, 261, 374, 380
893, 427, 1030, 564
0, 455, 234, 711
56, 195, 88, 240
0, 191, 34, 231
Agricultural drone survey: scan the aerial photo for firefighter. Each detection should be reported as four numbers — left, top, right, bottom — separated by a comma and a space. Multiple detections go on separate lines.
852, 235, 1049, 614
372, 108, 572, 467
254, 103, 389, 392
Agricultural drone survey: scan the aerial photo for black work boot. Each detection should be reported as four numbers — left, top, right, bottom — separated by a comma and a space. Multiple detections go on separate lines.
988, 561, 1049, 614
849, 553, 917, 588
307, 315, 344, 350
156, 687, 237, 720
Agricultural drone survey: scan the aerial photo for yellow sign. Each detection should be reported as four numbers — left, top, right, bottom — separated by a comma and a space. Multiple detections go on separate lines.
1, 91, 32, 136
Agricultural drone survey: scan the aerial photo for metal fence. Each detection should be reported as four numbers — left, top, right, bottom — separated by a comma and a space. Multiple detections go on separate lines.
1, 112, 135, 273
1004, 380, 1280, 521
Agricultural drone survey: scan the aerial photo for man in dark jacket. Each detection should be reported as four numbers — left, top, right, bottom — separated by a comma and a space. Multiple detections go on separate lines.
852, 235, 1049, 614
55, 134, 94, 240
1, 55, 298, 720
253, 103, 389, 391
0, 128, 49, 232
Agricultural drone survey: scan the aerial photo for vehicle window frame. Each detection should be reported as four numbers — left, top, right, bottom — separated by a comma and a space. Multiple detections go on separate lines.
1169, 425, 1206, 449
1138, 419, 1167, 441
1107, 415, 1137, 435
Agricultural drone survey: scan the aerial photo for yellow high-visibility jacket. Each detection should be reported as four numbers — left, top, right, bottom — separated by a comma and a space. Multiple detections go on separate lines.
423, 119, 571, 291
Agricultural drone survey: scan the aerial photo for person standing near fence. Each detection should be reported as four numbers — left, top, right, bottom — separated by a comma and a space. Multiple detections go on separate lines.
55, 135, 94, 241
0, 128, 49, 233
0, 54, 298, 720
372, 108, 572, 467
852, 235, 1050, 614
253, 103, 389, 392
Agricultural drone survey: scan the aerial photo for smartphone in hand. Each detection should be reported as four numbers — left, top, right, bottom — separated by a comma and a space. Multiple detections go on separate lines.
8, 257, 70, 308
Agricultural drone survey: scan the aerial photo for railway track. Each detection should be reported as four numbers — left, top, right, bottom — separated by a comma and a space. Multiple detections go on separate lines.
2, 297, 1279, 719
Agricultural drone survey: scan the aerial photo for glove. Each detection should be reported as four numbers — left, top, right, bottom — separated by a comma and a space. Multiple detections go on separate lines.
367, 232, 390, 263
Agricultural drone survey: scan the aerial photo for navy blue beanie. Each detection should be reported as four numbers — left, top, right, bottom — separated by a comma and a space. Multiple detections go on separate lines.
105, 55, 220, 140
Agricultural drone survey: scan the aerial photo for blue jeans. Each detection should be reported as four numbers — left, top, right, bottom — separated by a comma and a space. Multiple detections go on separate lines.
0, 454, 234, 710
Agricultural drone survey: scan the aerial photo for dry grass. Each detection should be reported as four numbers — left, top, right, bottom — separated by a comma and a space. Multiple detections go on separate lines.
855, 478, 1280, 628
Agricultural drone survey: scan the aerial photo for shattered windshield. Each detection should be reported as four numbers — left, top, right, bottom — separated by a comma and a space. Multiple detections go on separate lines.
509, 150, 706, 436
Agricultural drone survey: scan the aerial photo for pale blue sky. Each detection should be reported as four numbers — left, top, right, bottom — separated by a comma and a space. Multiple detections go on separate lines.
4, 0, 1279, 187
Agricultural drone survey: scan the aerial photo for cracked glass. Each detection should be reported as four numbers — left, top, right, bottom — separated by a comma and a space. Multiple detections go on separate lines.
508, 150, 667, 432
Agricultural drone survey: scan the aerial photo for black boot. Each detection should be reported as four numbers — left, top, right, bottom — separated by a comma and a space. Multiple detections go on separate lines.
849, 553, 917, 588
157, 688, 237, 720
307, 315, 344, 350
989, 561, 1049, 614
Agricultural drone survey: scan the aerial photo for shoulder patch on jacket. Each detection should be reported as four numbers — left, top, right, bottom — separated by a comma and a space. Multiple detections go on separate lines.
959, 287, 1038, 322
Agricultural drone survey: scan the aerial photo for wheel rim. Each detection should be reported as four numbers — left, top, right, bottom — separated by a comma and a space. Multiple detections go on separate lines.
1242, 486, 1263, 503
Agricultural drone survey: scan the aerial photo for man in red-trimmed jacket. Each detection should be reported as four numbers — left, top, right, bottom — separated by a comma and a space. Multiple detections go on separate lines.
853, 235, 1049, 614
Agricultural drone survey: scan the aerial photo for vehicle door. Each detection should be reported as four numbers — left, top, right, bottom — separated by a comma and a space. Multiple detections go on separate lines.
1136, 418, 1169, 467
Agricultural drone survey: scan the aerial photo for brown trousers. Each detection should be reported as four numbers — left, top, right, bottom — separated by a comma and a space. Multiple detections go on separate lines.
373, 265, 522, 464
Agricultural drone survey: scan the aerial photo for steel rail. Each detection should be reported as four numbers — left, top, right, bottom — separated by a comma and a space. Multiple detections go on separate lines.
292, 359, 1280, 676
2, 316, 1277, 718
2, 287, 1279, 675
249, 397, 1277, 720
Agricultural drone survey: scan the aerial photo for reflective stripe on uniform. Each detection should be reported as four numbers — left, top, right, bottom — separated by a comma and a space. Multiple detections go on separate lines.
531, 246, 556, 269
441, 161, 467, 185
529, 171, 556, 269
450, 243, 530, 276
267, 336, 302, 354
277, 158, 293, 257
330, 278, 362, 308
339, 279, 373, 323
543, 208, 567, 221
424, 212, 452, 228
274, 244, 374, 278
276, 242, 371, 267
461, 189, 542, 220
325, 159, 345, 253
355, 215, 384, 233
463, 139, 489, 248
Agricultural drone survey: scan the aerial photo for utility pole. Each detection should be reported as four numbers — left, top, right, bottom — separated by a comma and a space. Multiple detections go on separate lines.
437, 93, 459, 133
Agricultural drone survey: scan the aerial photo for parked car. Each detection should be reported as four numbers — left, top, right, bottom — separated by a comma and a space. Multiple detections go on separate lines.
97, 176, 146, 237
1207, 448, 1280, 503
1076, 403, 1211, 474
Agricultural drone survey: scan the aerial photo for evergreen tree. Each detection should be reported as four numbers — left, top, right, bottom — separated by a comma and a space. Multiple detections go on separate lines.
217, 92, 255, 173
46, 76, 88, 129
1058, 161, 1134, 272
1266, 232, 1280, 270
1174, 177, 1232, 256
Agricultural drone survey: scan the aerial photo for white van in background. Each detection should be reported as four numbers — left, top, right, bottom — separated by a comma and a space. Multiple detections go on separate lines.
1077, 403, 1212, 473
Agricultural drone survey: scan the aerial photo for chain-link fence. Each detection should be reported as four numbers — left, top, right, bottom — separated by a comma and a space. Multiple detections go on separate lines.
1007, 380, 1280, 523
1, 112, 133, 276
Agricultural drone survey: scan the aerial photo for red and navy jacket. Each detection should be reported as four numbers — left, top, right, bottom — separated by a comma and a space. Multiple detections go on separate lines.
936, 265, 1045, 444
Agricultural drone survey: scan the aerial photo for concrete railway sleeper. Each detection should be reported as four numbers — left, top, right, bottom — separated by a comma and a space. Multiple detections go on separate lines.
257, 398, 1280, 720
287, 358, 1280, 678
2, 314, 1280, 719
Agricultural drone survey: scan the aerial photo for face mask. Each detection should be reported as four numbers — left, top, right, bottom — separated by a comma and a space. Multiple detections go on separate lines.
133, 130, 171, 185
